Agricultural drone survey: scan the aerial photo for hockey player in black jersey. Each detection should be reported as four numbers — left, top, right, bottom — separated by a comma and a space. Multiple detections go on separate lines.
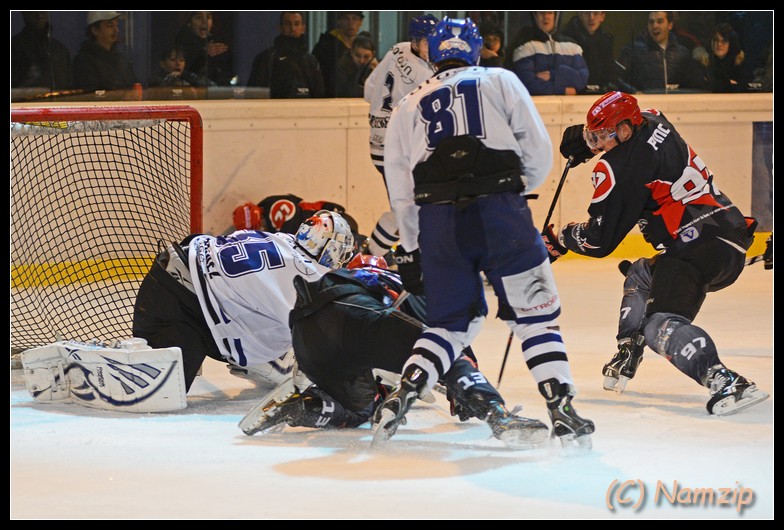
547, 90, 769, 416
239, 254, 550, 448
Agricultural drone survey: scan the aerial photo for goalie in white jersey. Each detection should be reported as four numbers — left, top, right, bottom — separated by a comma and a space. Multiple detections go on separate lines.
132, 210, 355, 391
372, 18, 594, 447
362, 14, 437, 258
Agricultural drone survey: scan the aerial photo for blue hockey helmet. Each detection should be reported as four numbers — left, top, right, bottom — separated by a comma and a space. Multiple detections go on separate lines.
427, 17, 483, 67
408, 14, 438, 41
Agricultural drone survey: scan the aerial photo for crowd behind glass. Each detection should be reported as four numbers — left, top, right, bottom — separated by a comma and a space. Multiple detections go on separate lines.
11, 11, 773, 103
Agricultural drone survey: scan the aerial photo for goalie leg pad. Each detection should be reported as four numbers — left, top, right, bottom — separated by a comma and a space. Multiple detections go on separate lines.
22, 340, 188, 413
21, 344, 71, 402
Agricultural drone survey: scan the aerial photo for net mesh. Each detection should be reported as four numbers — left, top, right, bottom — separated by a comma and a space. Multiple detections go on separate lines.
11, 109, 199, 353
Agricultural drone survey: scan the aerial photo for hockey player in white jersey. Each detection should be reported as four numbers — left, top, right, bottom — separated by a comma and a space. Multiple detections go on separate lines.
132, 210, 355, 391
372, 17, 594, 447
363, 14, 437, 258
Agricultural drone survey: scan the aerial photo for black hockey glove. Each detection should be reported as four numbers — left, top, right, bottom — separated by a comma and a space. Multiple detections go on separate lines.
559, 124, 595, 167
394, 246, 425, 296
542, 224, 568, 263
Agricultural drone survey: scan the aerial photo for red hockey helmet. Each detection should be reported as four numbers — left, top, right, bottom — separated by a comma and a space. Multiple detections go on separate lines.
586, 91, 643, 132
347, 253, 389, 270
233, 201, 262, 231
584, 91, 643, 149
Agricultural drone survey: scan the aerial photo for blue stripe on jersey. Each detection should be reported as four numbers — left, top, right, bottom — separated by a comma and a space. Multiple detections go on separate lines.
522, 331, 564, 350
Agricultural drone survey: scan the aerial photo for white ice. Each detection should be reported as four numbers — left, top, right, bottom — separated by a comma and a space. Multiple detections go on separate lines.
10, 258, 773, 520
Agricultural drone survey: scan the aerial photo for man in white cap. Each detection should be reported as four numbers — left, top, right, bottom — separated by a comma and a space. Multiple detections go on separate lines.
72, 11, 138, 93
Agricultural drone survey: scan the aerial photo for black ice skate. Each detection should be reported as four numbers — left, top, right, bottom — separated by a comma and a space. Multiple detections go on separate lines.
705, 365, 769, 416
602, 333, 645, 393
370, 364, 427, 446
485, 402, 550, 448
538, 378, 595, 450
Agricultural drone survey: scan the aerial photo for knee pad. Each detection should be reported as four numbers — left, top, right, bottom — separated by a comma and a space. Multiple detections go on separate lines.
644, 312, 719, 384
617, 258, 651, 339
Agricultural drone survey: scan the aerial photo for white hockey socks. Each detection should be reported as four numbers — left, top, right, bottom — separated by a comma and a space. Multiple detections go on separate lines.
21, 339, 188, 413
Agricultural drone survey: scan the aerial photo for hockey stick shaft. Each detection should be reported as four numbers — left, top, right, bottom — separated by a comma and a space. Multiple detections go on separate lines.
542, 156, 574, 231
497, 330, 514, 387
497, 157, 574, 388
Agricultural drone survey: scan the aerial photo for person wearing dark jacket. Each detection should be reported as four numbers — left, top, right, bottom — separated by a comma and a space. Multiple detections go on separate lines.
334, 32, 377, 98
72, 11, 138, 93
614, 11, 708, 94
560, 11, 614, 94
174, 11, 233, 86
509, 11, 588, 95
11, 11, 72, 91
478, 21, 506, 68
247, 11, 324, 98
704, 22, 749, 93
311, 11, 364, 98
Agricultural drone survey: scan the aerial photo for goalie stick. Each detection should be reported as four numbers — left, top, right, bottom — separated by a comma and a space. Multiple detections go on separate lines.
497, 157, 573, 387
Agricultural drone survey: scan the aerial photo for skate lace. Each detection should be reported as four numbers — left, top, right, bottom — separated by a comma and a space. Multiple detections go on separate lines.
710, 373, 731, 395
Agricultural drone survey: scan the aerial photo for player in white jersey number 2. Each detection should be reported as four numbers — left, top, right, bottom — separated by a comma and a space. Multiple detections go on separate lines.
373, 17, 595, 448
132, 210, 355, 392
362, 14, 437, 259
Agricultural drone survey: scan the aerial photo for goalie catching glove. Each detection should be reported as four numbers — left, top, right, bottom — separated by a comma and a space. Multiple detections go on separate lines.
393, 246, 425, 296
542, 224, 568, 263
560, 124, 595, 167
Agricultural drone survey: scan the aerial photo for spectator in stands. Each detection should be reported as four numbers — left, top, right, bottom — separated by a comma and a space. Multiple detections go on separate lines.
615, 11, 708, 94
335, 32, 377, 98
72, 11, 138, 93
174, 11, 234, 86
754, 44, 772, 93
478, 21, 506, 68
704, 23, 748, 93
247, 11, 324, 98
509, 11, 588, 95
671, 12, 710, 73
11, 11, 72, 91
148, 44, 214, 89
560, 11, 614, 94
312, 11, 364, 97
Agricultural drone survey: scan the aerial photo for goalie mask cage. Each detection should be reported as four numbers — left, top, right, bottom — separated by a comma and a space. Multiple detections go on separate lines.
11, 105, 203, 354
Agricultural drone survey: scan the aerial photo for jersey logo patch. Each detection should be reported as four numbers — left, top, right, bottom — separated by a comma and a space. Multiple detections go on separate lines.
590, 160, 615, 203
269, 199, 298, 231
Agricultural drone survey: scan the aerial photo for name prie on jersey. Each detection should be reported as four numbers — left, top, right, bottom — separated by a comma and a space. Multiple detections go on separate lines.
647, 123, 671, 151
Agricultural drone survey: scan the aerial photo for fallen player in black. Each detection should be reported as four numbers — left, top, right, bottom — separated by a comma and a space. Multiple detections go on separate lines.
240, 257, 550, 448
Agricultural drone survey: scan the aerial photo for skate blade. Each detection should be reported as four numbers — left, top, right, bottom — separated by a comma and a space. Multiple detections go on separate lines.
558, 433, 593, 453
238, 399, 280, 435
370, 409, 400, 447
712, 386, 770, 416
603, 375, 630, 393
497, 426, 550, 449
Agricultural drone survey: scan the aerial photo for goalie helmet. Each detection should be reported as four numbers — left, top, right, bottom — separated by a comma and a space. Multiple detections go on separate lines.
428, 17, 483, 67
295, 210, 355, 268
409, 14, 438, 41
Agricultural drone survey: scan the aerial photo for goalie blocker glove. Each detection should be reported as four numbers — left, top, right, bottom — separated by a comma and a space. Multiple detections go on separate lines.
542, 224, 568, 263
393, 246, 425, 296
559, 124, 595, 167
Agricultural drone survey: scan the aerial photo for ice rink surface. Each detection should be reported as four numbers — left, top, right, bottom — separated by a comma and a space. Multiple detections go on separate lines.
10, 258, 773, 520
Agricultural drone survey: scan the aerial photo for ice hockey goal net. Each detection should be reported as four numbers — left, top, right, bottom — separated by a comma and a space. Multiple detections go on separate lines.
11, 105, 203, 354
